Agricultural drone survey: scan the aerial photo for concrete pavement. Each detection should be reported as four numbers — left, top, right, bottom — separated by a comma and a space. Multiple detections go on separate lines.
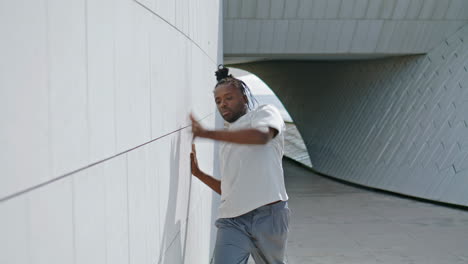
282, 159, 468, 264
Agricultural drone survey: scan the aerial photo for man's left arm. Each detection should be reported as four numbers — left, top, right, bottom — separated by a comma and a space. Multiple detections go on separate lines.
199, 128, 277, 145
190, 113, 278, 145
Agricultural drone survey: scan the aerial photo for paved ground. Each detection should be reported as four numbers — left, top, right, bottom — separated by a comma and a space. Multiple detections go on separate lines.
281, 159, 468, 264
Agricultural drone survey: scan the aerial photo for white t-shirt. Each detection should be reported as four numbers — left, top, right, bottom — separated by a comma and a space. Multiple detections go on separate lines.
218, 104, 289, 218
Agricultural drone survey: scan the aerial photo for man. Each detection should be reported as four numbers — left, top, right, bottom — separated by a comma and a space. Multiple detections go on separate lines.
190, 66, 290, 264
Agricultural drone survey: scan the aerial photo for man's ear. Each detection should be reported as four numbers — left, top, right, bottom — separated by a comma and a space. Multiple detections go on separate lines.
243, 94, 248, 104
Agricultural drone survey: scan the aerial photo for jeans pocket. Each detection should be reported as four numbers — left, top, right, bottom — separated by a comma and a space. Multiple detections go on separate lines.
215, 218, 229, 228
273, 208, 290, 235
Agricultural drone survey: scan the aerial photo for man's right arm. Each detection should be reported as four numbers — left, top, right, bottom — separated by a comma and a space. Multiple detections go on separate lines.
190, 144, 221, 195
193, 169, 221, 195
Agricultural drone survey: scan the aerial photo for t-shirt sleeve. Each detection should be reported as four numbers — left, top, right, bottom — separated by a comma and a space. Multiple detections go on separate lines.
250, 104, 285, 135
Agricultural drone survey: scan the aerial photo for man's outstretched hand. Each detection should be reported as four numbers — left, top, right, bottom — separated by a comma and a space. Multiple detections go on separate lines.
190, 113, 207, 139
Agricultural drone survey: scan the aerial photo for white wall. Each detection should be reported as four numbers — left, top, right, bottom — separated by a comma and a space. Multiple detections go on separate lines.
0, 0, 222, 263
238, 23, 468, 207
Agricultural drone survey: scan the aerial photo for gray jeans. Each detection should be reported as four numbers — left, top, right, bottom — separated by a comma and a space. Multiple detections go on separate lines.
213, 200, 291, 264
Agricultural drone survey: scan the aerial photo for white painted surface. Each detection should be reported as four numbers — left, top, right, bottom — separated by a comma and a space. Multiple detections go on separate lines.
0, 0, 50, 198
48, 0, 89, 177
103, 155, 129, 264
29, 178, 74, 264
0, 196, 29, 264
74, 167, 106, 264
87, 0, 117, 162
0, 0, 221, 263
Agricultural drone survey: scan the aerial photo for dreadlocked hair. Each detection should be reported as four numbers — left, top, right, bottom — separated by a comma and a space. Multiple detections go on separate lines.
214, 64, 258, 110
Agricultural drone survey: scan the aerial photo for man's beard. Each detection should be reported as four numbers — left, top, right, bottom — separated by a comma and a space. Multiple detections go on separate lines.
221, 108, 246, 123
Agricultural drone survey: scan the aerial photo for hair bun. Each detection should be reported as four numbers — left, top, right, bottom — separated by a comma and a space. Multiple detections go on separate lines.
215, 64, 231, 82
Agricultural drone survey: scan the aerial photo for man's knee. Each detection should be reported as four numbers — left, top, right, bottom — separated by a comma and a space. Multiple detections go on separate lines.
213, 218, 254, 264
213, 243, 251, 264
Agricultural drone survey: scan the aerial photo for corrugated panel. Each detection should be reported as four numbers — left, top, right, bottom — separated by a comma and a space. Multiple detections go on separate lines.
224, 0, 468, 57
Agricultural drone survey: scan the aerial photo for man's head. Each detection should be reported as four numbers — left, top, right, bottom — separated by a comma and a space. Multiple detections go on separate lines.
214, 82, 248, 123
213, 65, 257, 123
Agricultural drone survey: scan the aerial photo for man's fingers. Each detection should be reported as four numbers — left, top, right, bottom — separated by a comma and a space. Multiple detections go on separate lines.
190, 113, 199, 138
189, 113, 196, 123
190, 113, 202, 129
192, 143, 196, 154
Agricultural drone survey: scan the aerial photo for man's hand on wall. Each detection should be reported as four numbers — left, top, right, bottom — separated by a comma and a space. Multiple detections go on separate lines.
190, 143, 201, 177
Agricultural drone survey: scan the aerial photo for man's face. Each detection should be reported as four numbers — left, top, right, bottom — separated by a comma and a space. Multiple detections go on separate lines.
214, 83, 248, 123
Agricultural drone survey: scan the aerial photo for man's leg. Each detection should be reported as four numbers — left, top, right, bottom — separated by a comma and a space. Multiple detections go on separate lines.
213, 217, 254, 264
250, 201, 291, 264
